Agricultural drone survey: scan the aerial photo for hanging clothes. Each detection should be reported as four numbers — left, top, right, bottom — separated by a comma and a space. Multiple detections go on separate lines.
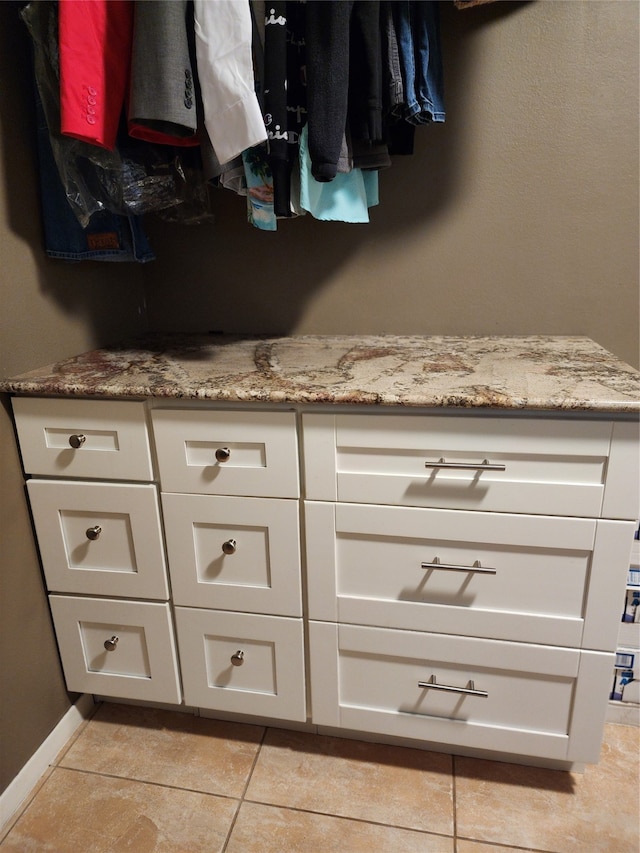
393, 1, 445, 125
194, 0, 267, 165
299, 125, 379, 223
23, 1, 154, 261
262, 0, 289, 215
128, 0, 200, 147
260, 0, 308, 217
243, 147, 276, 231
36, 93, 155, 263
58, 0, 134, 151
305, 0, 386, 183
380, 2, 405, 119
25, 0, 448, 234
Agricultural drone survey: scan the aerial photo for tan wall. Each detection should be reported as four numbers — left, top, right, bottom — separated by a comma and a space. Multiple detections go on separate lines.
0, 5, 147, 796
0, 401, 73, 795
0, 0, 638, 799
143, 1, 639, 368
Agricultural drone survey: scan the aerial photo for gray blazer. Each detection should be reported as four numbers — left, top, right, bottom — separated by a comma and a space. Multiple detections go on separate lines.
128, 0, 198, 143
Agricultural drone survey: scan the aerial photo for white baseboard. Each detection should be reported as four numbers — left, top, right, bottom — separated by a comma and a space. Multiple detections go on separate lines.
0, 694, 95, 836
606, 700, 640, 726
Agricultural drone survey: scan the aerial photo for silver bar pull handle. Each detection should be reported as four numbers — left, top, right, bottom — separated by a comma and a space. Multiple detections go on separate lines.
421, 557, 497, 575
418, 674, 488, 698
425, 457, 506, 471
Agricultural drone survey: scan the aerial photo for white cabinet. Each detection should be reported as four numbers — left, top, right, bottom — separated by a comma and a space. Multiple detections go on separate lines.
303, 413, 614, 516
151, 408, 299, 497
305, 502, 634, 649
175, 608, 306, 721
13, 397, 153, 481
11, 392, 637, 769
49, 595, 181, 704
162, 493, 302, 616
13, 399, 179, 704
153, 406, 307, 721
13, 398, 307, 720
27, 480, 168, 600
308, 622, 613, 762
303, 412, 638, 765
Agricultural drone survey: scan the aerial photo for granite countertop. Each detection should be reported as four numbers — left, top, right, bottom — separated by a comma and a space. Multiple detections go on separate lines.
1, 334, 639, 412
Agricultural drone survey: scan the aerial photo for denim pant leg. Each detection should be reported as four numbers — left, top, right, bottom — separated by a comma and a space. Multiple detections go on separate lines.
393, 1, 420, 122
381, 1, 404, 116
35, 90, 155, 263
410, 0, 445, 124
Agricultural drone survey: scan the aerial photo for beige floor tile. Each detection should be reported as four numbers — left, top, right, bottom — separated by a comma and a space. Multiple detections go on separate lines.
455, 723, 640, 853
0, 767, 237, 853
226, 801, 454, 852
245, 728, 454, 835
58, 703, 264, 798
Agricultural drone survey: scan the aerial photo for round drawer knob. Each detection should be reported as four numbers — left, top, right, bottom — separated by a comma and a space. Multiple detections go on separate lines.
215, 447, 231, 463
222, 538, 237, 555
231, 650, 244, 666
69, 434, 86, 449
104, 636, 119, 652
86, 525, 102, 541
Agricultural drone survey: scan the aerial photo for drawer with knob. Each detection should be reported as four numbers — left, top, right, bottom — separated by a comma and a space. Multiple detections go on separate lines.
162, 493, 302, 616
151, 408, 299, 498
305, 502, 635, 649
302, 413, 622, 517
174, 608, 306, 721
49, 595, 181, 703
12, 397, 153, 481
27, 480, 169, 599
309, 621, 613, 763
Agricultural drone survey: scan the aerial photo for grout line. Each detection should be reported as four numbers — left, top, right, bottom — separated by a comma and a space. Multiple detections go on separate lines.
240, 724, 269, 801
239, 795, 457, 843
221, 724, 268, 853
52, 765, 243, 805
456, 838, 561, 853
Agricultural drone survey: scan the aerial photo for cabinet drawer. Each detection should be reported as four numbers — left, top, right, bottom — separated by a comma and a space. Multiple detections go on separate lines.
151, 409, 299, 497
303, 413, 613, 517
306, 502, 635, 649
175, 608, 306, 721
163, 494, 302, 616
49, 595, 181, 704
309, 622, 613, 763
28, 480, 169, 600
12, 398, 153, 481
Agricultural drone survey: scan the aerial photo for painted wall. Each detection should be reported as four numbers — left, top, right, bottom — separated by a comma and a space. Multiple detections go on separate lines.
0, 4, 147, 797
143, 1, 639, 368
0, 0, 638, 800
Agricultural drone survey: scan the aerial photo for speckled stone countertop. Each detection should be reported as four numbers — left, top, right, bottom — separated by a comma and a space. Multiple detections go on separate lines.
1, 334, 638, 412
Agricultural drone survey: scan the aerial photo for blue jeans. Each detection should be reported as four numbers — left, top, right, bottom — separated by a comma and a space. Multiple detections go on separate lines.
35, 92, 155, 263
394, 1, 445, 125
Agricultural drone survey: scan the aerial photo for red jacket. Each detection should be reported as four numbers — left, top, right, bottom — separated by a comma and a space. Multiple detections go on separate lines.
58, 0, 134, 151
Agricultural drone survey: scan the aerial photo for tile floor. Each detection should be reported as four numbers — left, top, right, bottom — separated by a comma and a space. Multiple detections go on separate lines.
1, 702, 638, 853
